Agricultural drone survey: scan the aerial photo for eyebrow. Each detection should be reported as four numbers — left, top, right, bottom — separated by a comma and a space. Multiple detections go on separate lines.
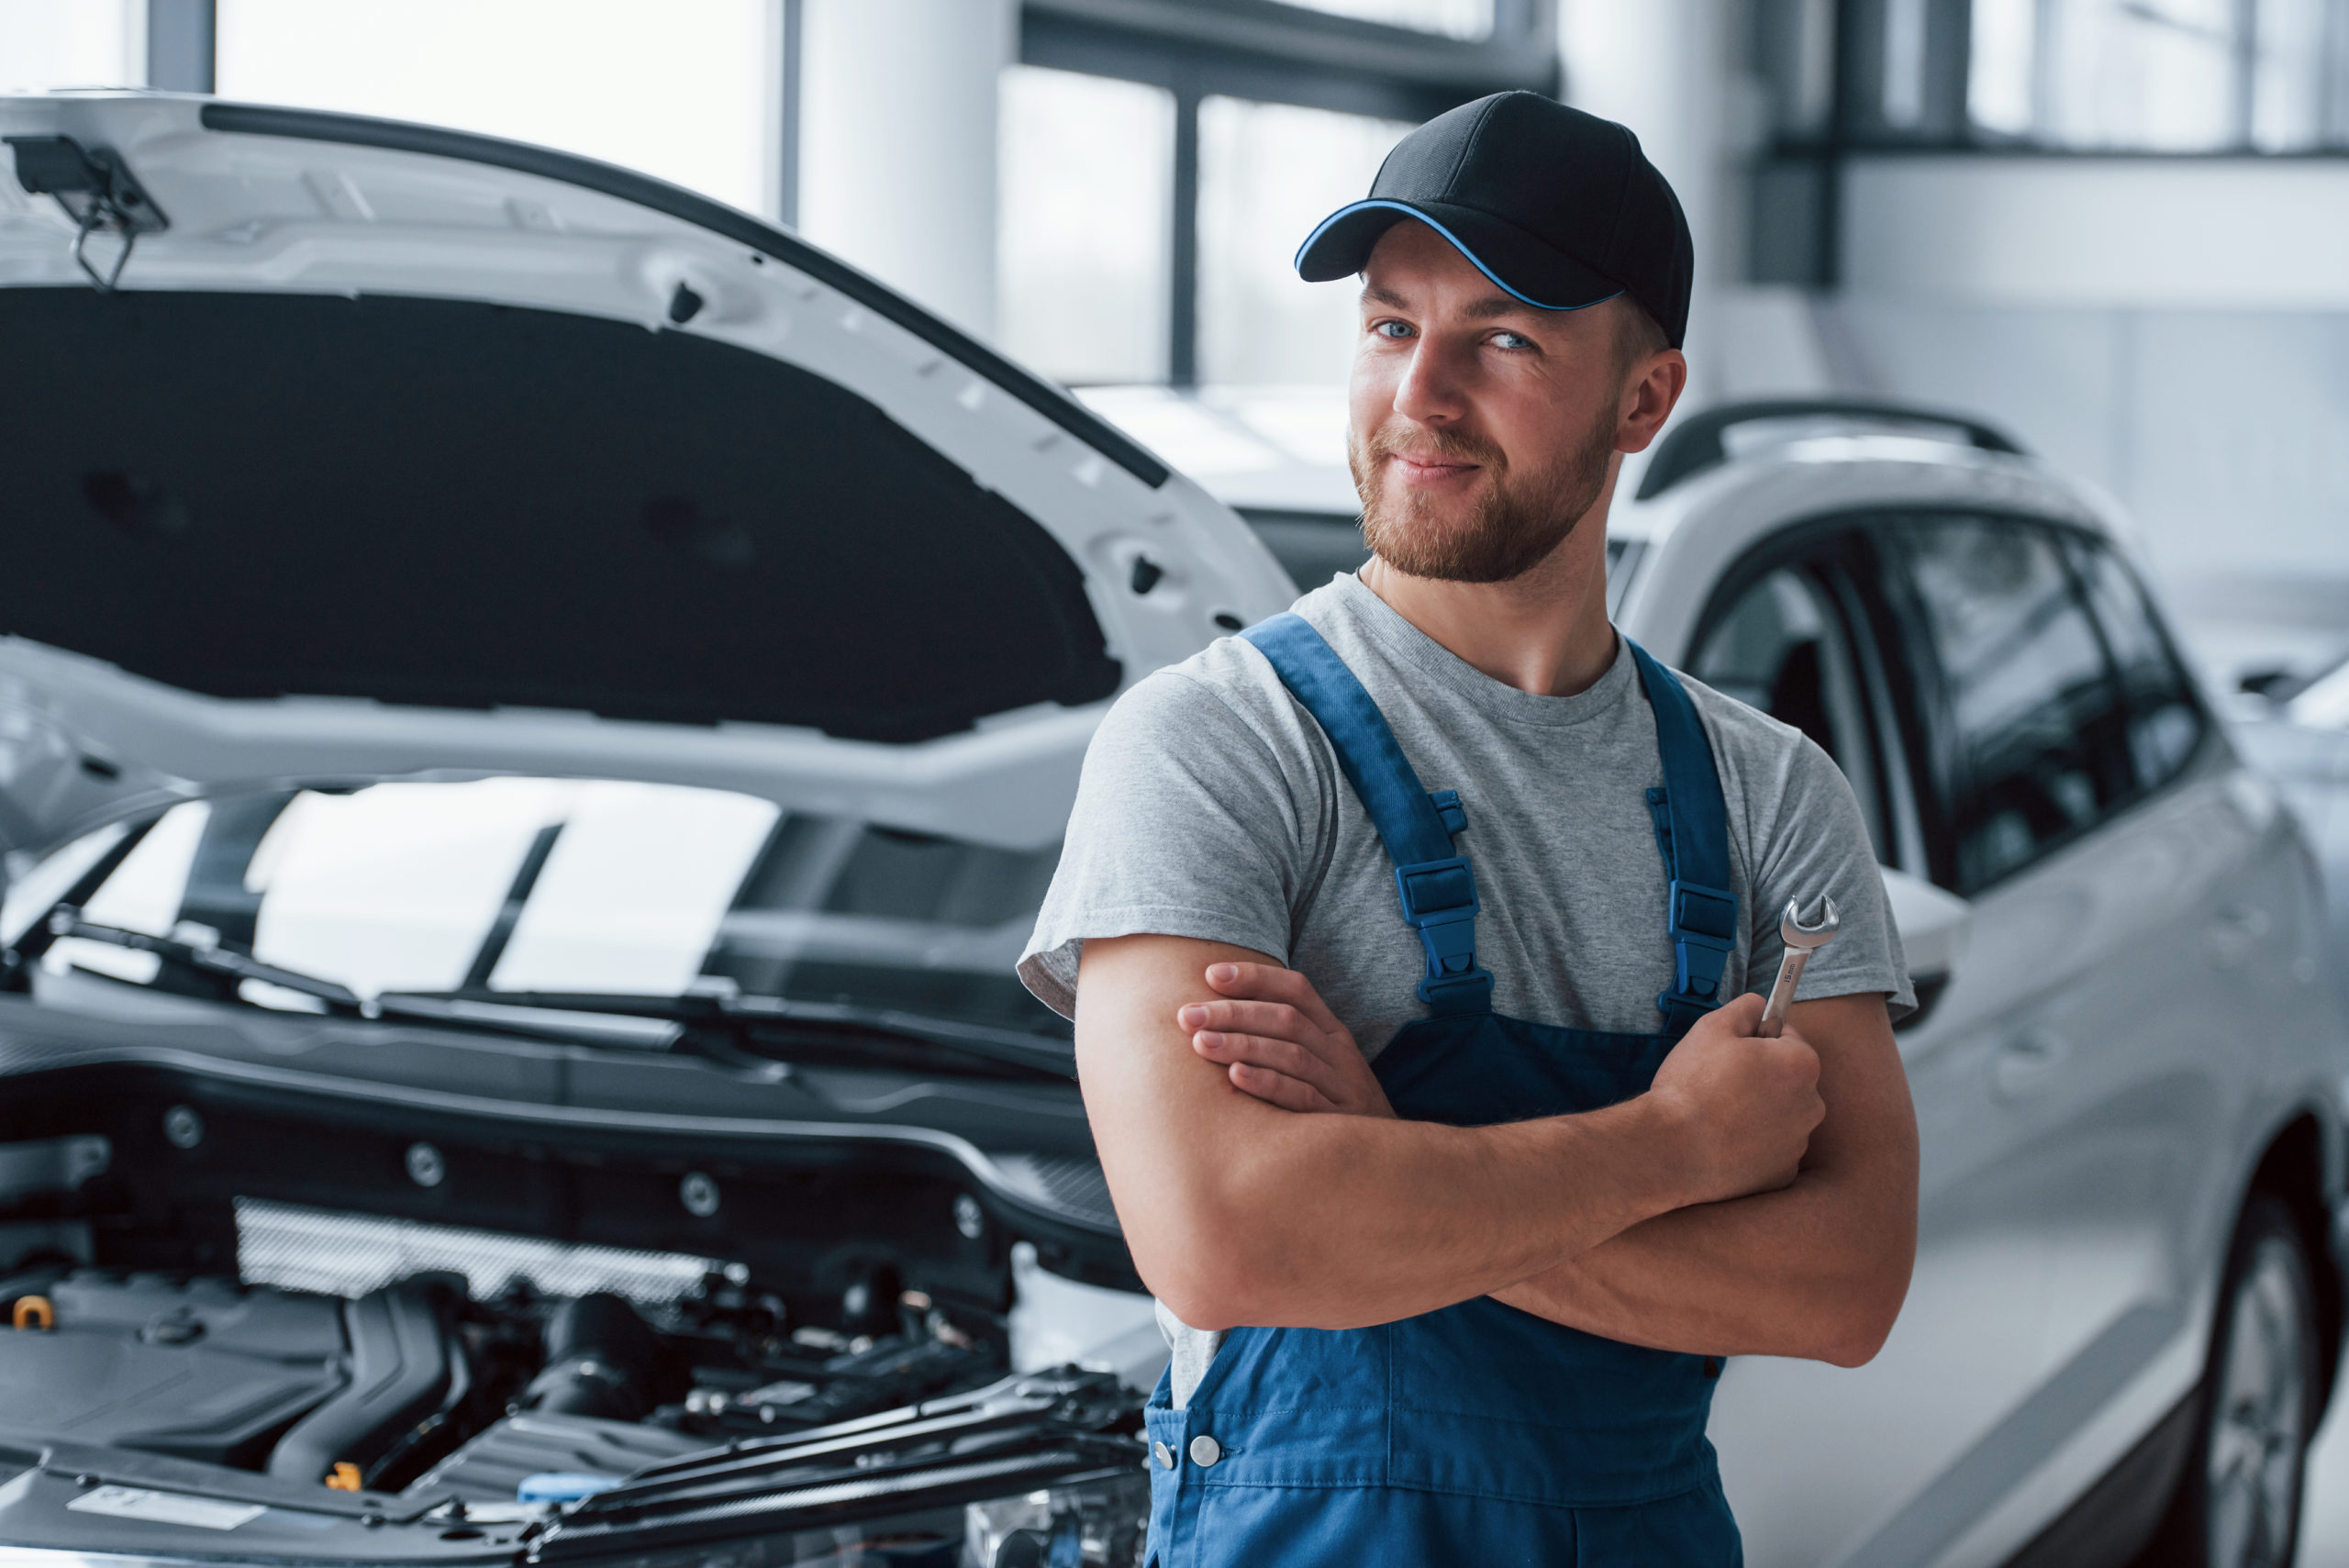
1360, 283, 1541, 324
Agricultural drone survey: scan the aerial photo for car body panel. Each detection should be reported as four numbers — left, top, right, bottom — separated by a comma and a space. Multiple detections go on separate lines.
0, 93, 1296, 860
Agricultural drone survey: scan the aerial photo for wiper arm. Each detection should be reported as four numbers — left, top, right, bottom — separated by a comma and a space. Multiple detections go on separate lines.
48, 909, 365, 1013
377, 987, 1076, 1079
42, 912, 678, 1047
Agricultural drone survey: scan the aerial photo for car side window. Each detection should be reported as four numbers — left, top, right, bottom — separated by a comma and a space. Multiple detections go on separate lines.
2063, 533, 2208, 795
1690, 537, 1894, 864
1881, 516, 2136, 896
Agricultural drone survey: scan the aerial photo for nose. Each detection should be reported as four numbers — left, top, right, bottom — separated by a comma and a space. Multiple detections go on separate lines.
1389, 334, 1469, 428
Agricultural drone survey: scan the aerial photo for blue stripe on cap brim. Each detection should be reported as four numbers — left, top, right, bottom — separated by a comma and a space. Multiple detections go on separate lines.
1292, 199, 1624, 315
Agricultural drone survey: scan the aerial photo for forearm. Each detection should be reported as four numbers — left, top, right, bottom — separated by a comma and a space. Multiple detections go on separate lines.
1130, 1084, 1687, 1331
1078, 935, 1702, 1332
1489, 1165, 1914, 1365
1491, 993, 1919, 1366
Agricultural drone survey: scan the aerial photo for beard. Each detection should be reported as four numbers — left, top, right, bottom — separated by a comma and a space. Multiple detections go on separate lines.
1350, 412, 1618, 584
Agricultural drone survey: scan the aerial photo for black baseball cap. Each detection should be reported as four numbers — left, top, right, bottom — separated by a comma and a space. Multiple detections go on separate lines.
1295, 92, 1695, 349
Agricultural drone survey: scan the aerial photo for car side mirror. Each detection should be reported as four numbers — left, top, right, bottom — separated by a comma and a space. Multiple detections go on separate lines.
1879, 866, 1971, 1029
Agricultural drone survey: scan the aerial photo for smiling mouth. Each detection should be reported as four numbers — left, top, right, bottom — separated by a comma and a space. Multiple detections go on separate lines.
1389, 454, 1482, 482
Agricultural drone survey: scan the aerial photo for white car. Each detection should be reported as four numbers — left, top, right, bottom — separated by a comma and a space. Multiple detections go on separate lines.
1083, 387, 2349, 1568
0, 93, 2339, 1568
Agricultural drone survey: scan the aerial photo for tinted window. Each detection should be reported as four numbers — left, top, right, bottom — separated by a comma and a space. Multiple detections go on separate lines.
1691, 548, 1890, 862
2064, 534, 2207, 793
1884, 517, 2134, 895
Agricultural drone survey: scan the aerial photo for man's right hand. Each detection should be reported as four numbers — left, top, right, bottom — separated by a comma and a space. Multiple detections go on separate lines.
1645, 992, 1825, 1206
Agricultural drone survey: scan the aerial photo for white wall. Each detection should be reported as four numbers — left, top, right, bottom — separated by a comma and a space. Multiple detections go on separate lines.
1824, 156, 2349, 593
797, 0, 1014, 339
1842, 157, 2349, 309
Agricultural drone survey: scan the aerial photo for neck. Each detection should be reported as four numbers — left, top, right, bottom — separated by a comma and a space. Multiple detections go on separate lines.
1356, 460, 1621, 698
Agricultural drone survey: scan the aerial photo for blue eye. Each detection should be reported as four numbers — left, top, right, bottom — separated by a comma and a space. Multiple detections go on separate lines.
1374, 320, 1413, 339
1491, 330, 1533, 350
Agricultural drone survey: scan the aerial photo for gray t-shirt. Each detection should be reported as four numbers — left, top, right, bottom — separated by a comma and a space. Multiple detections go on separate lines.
1019, 573, 1911, 1405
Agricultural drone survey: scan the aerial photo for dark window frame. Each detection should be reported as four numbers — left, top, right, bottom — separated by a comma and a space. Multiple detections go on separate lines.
1686, 517, 1919, 876
1019, 0, 1559, 384
1864, 506, 2215, 896
1691, 504, 2218, 899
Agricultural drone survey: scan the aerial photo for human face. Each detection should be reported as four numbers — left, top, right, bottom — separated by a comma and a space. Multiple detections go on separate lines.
1347, 220, 1642, 584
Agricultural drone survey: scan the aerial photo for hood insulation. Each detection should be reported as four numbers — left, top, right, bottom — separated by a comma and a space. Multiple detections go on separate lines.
0, 288, 1122, 743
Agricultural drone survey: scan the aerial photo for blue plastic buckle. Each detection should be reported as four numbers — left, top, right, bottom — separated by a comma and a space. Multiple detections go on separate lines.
1394, 854, 1492, 1010
1659, 878, 1738, 1016
1667, 879, 1738, 948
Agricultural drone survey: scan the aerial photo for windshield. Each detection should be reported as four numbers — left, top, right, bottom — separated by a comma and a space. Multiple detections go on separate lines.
2, 778, 1066, 1039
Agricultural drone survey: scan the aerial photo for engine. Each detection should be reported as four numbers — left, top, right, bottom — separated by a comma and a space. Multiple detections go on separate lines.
0, 1239, 1008, 1501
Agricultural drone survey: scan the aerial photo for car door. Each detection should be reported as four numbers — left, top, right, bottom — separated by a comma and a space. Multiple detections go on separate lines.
1690, 518, 2065, 1568
1834, 512, 2244, 1567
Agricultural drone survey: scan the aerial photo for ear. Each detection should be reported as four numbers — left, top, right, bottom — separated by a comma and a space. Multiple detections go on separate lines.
1615, 350, 1687, 455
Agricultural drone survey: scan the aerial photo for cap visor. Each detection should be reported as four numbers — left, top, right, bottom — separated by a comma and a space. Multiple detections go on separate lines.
1294, 199, 1624, 315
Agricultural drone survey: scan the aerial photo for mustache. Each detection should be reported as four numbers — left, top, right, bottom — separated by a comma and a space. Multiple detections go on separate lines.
1357, 422, 1507, 473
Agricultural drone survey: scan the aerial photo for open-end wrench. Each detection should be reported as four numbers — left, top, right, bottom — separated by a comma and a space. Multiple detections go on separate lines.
1758, 896, 1840, 1039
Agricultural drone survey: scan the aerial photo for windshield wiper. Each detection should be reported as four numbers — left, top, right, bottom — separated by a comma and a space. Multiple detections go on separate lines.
41, 911, 678, 1048
47, 909, 368, 1013
379, 986, 1076, 1080
36, 913, 1072, 1075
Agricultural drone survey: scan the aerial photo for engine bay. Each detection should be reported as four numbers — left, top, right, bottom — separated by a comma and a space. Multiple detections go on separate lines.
0, 1049, 1156, 1566
0, 1230, 1147, 1566
0, 1256, 1012, 1496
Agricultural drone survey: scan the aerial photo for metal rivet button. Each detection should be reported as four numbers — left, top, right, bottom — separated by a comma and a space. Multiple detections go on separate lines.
1188, 1435, 1221, 1467
1152, 1440, 1174, 1469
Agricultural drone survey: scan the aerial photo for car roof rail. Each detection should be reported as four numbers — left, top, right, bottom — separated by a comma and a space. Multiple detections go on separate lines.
1635, 397, 2030, 501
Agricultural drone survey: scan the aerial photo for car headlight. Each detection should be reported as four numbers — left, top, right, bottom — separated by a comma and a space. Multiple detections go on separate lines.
963, 1468, 1150, 1567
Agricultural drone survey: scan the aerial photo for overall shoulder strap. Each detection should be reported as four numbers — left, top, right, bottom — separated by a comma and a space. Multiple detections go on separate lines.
1239, 613, 1491, 1016
1627, 640, 1740, 1037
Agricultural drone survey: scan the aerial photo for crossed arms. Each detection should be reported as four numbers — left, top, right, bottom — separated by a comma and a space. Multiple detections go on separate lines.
1074, 935, 1919, 1366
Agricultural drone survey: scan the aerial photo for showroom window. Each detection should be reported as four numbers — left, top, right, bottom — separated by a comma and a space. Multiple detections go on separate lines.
213, 0, 785, 218
1006, 0, 1555, 387
1196, 96, 1410, 385
1758, 0, 2349, 152
1275, 0, 1497, 38
0, 0, 148, 92
997, 66, 1178, 385
1750, 0, 2349, 284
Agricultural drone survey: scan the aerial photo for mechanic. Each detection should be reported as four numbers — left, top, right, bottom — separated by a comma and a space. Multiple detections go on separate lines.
1019, 92, 1920, 1564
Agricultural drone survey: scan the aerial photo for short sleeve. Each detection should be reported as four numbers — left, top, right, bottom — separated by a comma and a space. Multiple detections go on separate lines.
1017, 669, 1315, 1019
1746, 735, 1917, 1018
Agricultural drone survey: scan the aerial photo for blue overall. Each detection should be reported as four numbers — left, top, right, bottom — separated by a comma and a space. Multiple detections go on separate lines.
1141, 614, 1745, 1566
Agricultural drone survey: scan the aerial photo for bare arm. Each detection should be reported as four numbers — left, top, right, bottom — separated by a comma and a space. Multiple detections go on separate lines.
1489, 993, 1917, 1365
1075, 933, 1824, 1333
1185, 969, 1916, 1364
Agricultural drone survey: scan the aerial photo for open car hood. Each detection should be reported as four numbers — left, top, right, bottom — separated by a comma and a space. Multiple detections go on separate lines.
0, 93, 1292, 860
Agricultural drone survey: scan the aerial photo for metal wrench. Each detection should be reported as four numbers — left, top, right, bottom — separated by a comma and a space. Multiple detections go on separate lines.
1758, 897, 1839, 1038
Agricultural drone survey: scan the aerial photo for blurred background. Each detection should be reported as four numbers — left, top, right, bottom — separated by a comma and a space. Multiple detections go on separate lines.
5, 0, 2348, 1551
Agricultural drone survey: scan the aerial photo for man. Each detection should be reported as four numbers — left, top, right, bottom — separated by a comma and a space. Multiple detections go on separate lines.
1019, 92, 1919, 1563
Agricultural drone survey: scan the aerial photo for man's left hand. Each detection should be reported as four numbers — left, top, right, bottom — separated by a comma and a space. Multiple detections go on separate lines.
1176, 962, 1395, 1118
